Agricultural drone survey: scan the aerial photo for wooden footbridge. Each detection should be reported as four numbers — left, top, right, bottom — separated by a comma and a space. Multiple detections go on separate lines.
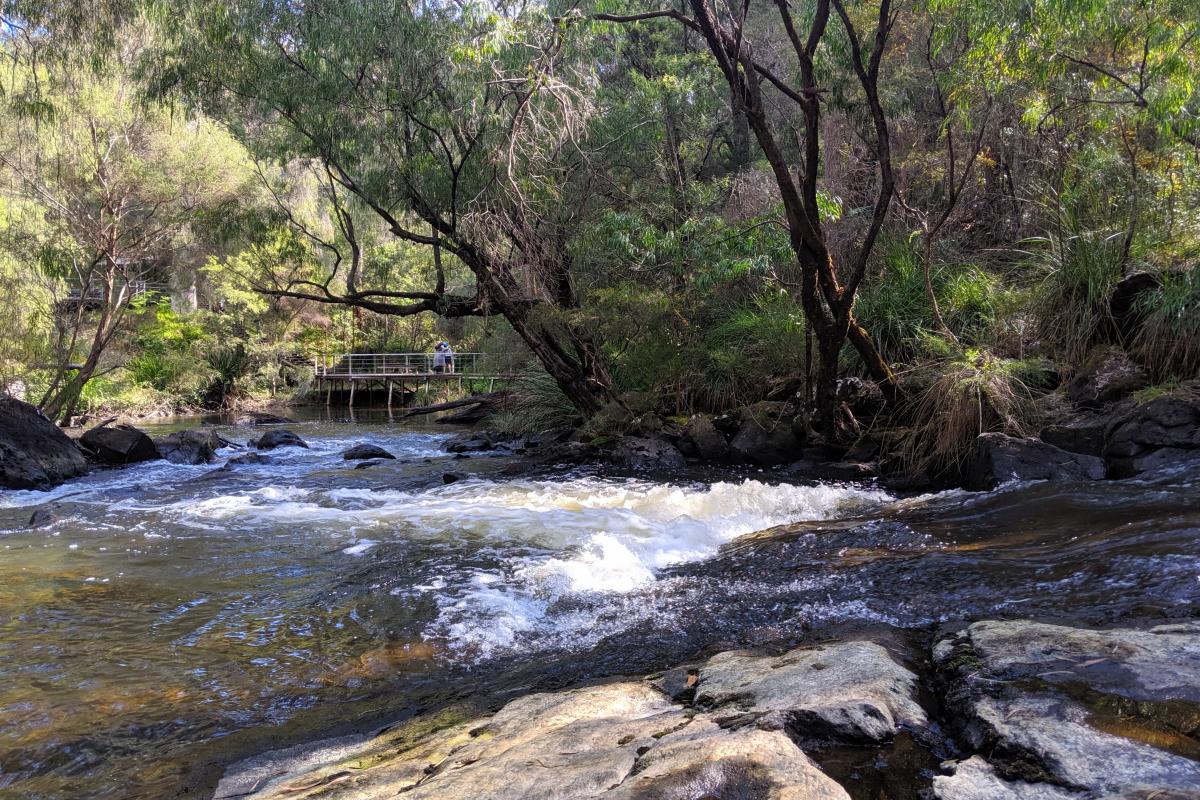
312, 352, 508, 406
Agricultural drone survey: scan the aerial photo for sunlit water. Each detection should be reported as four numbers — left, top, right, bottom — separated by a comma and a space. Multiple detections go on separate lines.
1, 413, 1198, 799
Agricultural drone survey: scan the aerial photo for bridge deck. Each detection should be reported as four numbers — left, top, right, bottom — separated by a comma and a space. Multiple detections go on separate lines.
311, 352, 509, 406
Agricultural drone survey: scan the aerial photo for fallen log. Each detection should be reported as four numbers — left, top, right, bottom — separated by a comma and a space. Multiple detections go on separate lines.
400, 391, 509, 418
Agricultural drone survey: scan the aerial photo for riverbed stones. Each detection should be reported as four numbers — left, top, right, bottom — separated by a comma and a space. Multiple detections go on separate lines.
694, 640, 927, 743
0, 396, 89, 488
79, 423, 161, 465
253, 430, 309, 450
965, 433, 1106, 490
934, 619, 1200, 798
341, 443, 396, 461
158, 428, 227, 464
216, 681, 849, 800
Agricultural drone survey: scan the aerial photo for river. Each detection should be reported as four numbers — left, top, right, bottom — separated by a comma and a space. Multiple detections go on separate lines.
1, 413, 1198, 798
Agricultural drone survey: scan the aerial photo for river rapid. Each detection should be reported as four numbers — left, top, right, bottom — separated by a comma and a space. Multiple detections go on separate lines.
1, 413, 1198, 799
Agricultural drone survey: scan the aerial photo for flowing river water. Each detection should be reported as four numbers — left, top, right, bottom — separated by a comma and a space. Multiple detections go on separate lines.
1, 413, 1199, 799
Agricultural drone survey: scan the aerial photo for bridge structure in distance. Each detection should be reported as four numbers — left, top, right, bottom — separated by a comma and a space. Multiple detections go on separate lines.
311, 352, 509, 406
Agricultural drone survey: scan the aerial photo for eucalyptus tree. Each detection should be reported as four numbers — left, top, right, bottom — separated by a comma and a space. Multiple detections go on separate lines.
583, 0, 904, 431
148, 0, 620, 414
0, 48, 252, 422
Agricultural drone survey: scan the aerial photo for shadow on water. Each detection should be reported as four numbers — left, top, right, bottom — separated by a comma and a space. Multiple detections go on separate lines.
0, 414, 1197, 798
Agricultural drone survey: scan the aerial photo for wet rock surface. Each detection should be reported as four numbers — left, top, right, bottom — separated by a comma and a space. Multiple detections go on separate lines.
1105, 390, 1200, 477
79, 423, 161, 465
341, 443, 396, 461
0, 396, 89, 488
966, 433, 1106, 489
214, 618, 1200, 800
934, 619, 1200, 799
609, 435, 686, 471
682, 414, 730, 462
158, 428, 228, 464
253, 430, 310, 451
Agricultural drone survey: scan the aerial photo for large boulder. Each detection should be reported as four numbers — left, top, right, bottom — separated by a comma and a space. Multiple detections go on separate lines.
682, 414, 730, 462
233, 412, 297, 426
1065, 346, 1149, 409
79, 423, 161, 465
253, 430, 309, 451
694, 640, 927, 744
934, 620, 1200, 799
609, 436, 686, 471
342, 443, 396, 461
1105, 390, 1200, 477
729, 402, 803, 465
158, 429, 227, 465
215, 678, 850, 800
0, 396, 89, 488
965, 433, 1105, 490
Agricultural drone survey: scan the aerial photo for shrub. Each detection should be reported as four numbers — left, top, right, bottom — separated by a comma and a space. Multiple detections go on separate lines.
1132, 266, 1200, 380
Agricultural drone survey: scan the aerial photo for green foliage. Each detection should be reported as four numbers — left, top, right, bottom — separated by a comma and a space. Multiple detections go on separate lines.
1133, 266, 1200, 380
486, 372, 579, 436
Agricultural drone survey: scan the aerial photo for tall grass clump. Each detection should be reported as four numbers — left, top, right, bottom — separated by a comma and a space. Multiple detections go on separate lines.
900, 348, 1049, 476
1028, 214, 1126, 362
1132, 266, 1200, 381
485, 371, 579, 436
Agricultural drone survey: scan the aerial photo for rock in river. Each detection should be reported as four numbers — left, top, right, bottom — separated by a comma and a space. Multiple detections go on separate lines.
965, 432, 1105, 490
158, 428, 228, 464
609, 435, 686, 471
215, 681, 849, 800
933, 619, 1200, 799
694, 640, 927, 743
0, 396, 89, 488
341, 443, 396, 461
253, 430, 309, 451
80, 423, 161, 465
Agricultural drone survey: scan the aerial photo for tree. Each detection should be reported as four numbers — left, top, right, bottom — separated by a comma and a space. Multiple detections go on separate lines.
0, 47, 252, 421
150, 0, 621, 415
586, 0, 902, 433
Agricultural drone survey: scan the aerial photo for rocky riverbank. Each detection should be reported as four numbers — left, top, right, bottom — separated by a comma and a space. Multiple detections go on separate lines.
213, 618, 1200, 799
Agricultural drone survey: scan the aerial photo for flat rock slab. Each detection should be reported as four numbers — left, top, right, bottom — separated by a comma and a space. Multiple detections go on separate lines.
933, 756, 1081, 800
935, 619, 1200, 798
694, 640, 927, 743
216, 681, 849, 800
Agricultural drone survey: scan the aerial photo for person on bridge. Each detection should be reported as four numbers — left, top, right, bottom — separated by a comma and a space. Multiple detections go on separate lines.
432, 341, 455, 374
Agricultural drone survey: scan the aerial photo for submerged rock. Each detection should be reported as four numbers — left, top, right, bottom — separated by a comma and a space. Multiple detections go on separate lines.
342, 443, 396, 461
158, 429, 227, 465
609, 436, 686, 471
253, 430, 309, 451
215, 681, 849, 800
80, 423, 161, 465
695, 640, 927, 743
0, 396, 89, 488
934, 619, 1200, 798
965, 433, 1105, 490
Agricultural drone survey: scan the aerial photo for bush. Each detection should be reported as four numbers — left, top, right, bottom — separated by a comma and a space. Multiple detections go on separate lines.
1132, 266, 1200, 380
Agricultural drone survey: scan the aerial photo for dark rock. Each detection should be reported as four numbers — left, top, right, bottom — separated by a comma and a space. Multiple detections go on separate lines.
843, 436, 881, 463
1106, 392, 1200, 457
610, 436, 686, 471
158, 429, 226, 465
683, 414, 730, 462
0, 396, 89, 488
342, 443, 396, 461
353, 459, 388, 470
837, 376, 884, 419
444, 432, 498, 453
1127, 446, 1200, 477
711, 411, 742, 436
26, 507, 55, 529
1039, 405, 1129, 457
966, 433, 1106, 490
729, 403, 803, 465
233, 412, 296, 426
1065, 346, 1149, 409
435, 404, 493, 425
442, 471, 466, 484
1108, 270, 1161, 345
652, 667, 699, 704
225, 452, 272, 467
522, 428, 571, 450
786, 459, 877, 481
80, 423, 161, 465
253, 430, 309, 451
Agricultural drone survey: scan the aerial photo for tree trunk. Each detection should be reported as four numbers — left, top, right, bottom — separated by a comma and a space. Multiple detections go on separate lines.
42, 306, 111, 424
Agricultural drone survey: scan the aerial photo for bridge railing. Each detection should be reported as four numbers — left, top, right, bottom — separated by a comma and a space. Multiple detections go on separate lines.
314, 352, 494, 377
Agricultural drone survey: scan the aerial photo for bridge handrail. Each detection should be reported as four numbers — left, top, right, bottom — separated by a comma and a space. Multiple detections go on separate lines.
314, 352, 498, 377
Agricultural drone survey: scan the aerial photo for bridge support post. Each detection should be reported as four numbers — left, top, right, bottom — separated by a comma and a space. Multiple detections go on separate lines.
348, 379, 356, 408
387, 380, 393, 408
325, 379, 331, 406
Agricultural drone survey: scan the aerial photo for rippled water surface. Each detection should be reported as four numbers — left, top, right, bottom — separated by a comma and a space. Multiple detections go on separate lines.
1, 413, 1198, 798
